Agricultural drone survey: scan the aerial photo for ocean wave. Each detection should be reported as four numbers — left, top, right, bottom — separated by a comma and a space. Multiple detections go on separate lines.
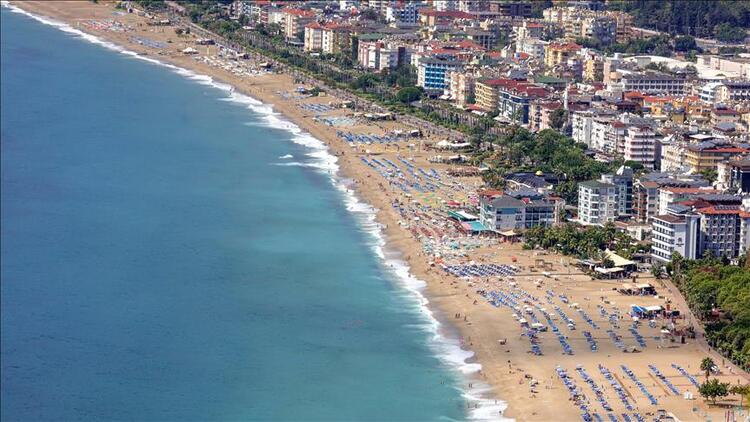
1, 2, 510, 418
279, 154, 293, 159
332, 181, 510, 421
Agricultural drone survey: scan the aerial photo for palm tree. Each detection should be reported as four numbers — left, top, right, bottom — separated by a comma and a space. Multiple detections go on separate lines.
729, 384, 750, 409
701, 357, 716, 380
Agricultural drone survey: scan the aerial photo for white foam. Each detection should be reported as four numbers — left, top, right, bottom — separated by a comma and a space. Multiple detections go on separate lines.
3, 2, 511, 418
279, 154, 294, 159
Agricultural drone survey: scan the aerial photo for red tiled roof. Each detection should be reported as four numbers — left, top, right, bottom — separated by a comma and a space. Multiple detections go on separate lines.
547, 42, 581, 51
454, 39, 484, 50
418, 8, 475, 19
713, 108, 740, 115
663, 187, 717, 194
284, 8, 316, 17
479, 78, 550, 98
698, 206, 741, 215
479, 189, 503, 198
323, 22, 351, 30
305, 22, 323, 29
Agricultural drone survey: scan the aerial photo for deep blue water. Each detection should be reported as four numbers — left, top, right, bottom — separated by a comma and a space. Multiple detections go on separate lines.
0, 7, 467, 421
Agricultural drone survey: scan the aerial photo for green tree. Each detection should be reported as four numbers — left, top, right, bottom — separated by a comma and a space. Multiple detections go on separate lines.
699, 168, 718, 184
674, 35, 697, 51
714, 23, 747, 43
730, 384, 750, 408
701, 357, 716, 380
396, 87, 422, 104
699, 378, 730, 404
549, 108, 568, 130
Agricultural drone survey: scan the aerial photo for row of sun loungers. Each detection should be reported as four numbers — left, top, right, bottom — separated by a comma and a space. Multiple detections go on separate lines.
621, 365, 658, 405
337, 131, 398, 144
629, 326, 648, 348
598, 365, 634, 411
128, 36, 166, 49
443, 264, 518, 278
649, 364, 680, 395
576, 365, 613, 412
299, 103, 333, 113
671, 363, 700, 388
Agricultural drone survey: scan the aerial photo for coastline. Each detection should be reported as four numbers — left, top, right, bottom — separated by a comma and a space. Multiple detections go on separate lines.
7, 2, 749, 421
1, 2, 510, 419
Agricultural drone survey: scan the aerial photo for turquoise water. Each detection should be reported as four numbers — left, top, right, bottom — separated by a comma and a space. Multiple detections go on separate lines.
0, 7, 472, 421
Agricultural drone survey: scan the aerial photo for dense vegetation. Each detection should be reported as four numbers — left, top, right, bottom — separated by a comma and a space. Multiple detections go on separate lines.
523, 223, 646, 260
473, 128, 618, 204
607, 0, 750, 42
666, 255, 750, 370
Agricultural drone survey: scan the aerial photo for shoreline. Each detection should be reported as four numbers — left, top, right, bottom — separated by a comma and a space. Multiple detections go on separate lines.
1, 2, 509, 419
6, 2, 749, 421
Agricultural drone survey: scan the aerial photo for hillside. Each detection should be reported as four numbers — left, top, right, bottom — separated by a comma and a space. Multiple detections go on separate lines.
607, 0, 750, 42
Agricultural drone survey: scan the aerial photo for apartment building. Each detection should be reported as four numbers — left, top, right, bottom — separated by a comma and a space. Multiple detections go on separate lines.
580, 15, 617, 45
358, 41, 400, 72
623, 125, 658, 169
475, 78, 501, 112
417, 57, 464, 95
303, 22, 324, 51
601, 166, 634, 218
321, 23, 352, 55
283, 8, 316, 40
386, 1, 423, 23
658, 187, 720, 214
517, 37, 548, 61
448, 71, 476, 108
651, 207, 700, 263
544, 42, 581, 68
685, 141, 750, 173
633, 178, 659, 223
620, 72, 687, 96
578, 180, 618, 225
698, 206, 743, 259
479, 193, 556, 231
528, 101, 562, 132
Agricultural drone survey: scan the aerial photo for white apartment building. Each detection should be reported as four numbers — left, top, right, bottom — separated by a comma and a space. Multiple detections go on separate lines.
283, 9, 316, 40
572, 110, 594, 146
717, 80, 750, 102
358, 42, 399, 72
433, 0, 458, 11
651, 212, 699, 263
386, 2, 422, 23
517, 37, 547, 61
303, 23, 323, 52
578, 180, 618, 226
591, 116, 616, 153
623, 125, 657, 169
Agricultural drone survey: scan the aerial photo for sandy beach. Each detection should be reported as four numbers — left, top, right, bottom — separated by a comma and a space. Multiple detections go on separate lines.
8, 2, 748, 420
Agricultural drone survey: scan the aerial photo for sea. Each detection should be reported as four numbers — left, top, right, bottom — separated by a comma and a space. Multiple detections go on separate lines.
0, 4, 508, 421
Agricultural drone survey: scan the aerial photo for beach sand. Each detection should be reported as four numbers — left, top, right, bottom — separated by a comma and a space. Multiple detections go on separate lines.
8, 2, 749, 420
